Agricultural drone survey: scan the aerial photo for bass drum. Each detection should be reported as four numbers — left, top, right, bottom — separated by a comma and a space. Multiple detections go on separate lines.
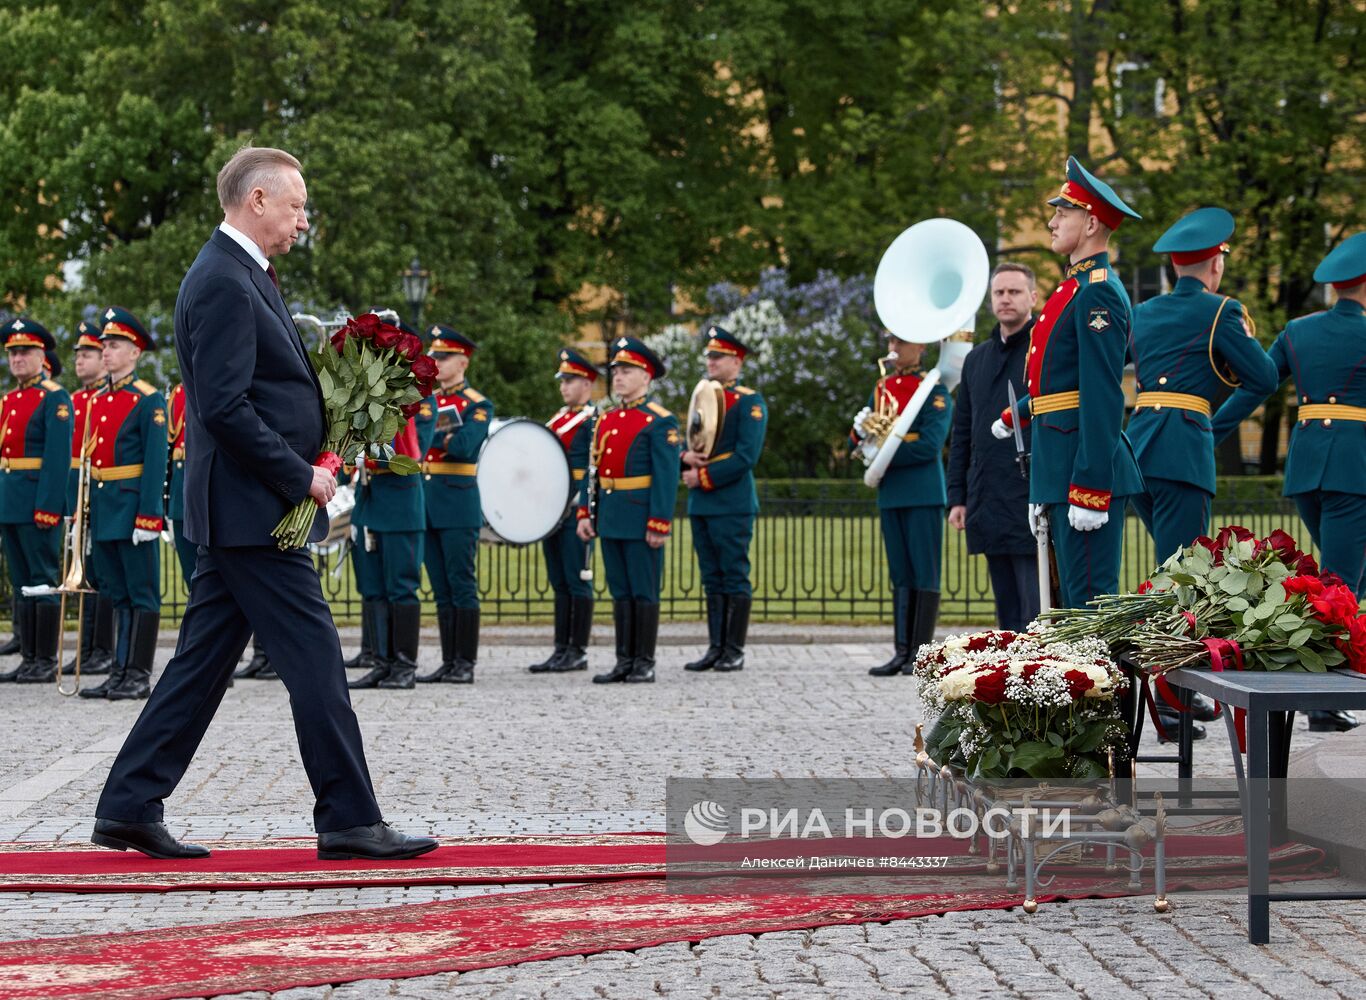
477, 418, 573, 545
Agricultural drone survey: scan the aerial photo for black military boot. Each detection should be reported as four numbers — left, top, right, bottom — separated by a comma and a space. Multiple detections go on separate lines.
344, 598, 381, 670
81, 608, 130, 699
0, 599, 32, 682
626, 601, 659, 683
869, 587, 913, 676
379, 602, 420, 689
0, 597, 20, 657
348, 601, 394, 689
68, 595, 113, 676
530, 592, 570, 673
417, 606, 457, 682
551, 596, 593, 672
684, 593, 724, 672
900, 590, 940, 674
234, 638, 273, 679
593, 599, 635, 684
16, 601, 61, 683
107, 609, 159, 700
714, 594, 751, 672
442, 607, 478, 684
1308, 710, 1359, 732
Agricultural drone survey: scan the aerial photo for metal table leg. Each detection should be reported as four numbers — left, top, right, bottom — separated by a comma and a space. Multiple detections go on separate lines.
1246, 705, 1270, 944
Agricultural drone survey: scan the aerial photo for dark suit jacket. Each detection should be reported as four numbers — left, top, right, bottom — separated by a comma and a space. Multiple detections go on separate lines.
173, 229, 327, 546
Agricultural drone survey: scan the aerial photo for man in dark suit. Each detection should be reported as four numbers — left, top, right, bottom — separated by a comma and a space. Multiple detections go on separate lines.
92, 146, 436, 862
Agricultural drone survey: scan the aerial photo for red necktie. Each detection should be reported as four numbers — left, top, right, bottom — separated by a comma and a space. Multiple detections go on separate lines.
267, 264, 280, 289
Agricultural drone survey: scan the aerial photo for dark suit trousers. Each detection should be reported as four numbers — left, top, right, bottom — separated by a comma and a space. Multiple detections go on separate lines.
96, 545, 381, 832
985, 553, 1041, 633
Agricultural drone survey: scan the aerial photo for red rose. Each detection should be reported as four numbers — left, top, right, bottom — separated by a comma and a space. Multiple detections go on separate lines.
997, 631, 1016, 646
1215, 525, 1255, 550
1063, 669, 1094, 699
1282, 575, 1324, 597
1309, 584, 1361, 627
972, 668, 1008, 704
398, 333, 423, 360
373, 324, 402, 350
966, 635, 991, 653
1263, 529, 1302, 565
352, 313, 382, 339
330, 329, 348, 353
1192, 535, 1222, 564
1020, 662, 1043, 681
400, 400, 423, 419
411, 354, 438, 384
1320, 571, 1345, 588
1338, 616, 1366, 673
1294, 553, 1319, 576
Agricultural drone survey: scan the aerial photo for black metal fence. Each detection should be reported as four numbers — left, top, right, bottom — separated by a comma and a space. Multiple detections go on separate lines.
140, 482, 1311, 626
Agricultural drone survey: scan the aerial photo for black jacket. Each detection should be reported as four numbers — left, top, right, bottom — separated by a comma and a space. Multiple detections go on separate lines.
946, 319, 1035, 556
173, 229, 327, 546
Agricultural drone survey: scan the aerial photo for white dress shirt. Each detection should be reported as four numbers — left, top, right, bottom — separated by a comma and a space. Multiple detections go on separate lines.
218, 221, 270, 272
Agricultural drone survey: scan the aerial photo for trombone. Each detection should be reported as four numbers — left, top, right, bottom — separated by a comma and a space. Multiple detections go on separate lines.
54, 411, 96, 695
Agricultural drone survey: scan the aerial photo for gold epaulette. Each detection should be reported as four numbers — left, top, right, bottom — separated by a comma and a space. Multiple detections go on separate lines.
41, 379, 62, 392
133, 379, 158, 396
463, 387, 486, 403
734, 385, 755, 396
1088, 269, 1109, 284
647, 401, 671, 418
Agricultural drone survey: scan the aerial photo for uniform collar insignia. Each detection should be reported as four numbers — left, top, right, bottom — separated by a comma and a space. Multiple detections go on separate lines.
1065, 252, 1108, 279
18, 374, 42, 389
104, 373, 136, 393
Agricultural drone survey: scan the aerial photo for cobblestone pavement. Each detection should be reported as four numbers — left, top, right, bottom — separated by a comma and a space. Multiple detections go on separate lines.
1, 629, 1363, 999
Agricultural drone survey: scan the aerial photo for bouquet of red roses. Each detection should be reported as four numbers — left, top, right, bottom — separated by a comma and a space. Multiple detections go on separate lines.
271, 312, 438, 549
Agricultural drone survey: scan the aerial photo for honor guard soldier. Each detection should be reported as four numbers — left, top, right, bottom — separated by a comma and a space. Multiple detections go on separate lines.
994, 156, 1146, 609
0, 319, 72, 684
529, 348, 598, 674
576, 337, 681, 684
349, 323, 437, 691
681, 326, 768, 673
852, 335, 952, 676
416, 325, 492, 684
78, 307, 168, 701
1218, 232, 1366, 732
1129, 208, 1279, 563
66, 321, 116, 678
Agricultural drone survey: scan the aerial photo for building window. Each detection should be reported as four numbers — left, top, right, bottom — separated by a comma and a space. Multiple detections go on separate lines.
1129, 264, 1166, 305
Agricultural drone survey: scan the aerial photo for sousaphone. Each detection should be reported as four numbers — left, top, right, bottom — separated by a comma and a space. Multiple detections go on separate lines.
687, 379, 726, 457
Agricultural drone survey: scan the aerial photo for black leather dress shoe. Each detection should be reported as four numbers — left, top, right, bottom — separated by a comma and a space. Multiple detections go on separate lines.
1155, 708, 1206, 742
91, 819, 210, 859
1308, 710, 1359, 733
1190, 692, 1219, 722
316, 821, 439, 861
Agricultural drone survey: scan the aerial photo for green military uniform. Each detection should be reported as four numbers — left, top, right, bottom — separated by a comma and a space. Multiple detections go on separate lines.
417, 325, 493, 684
62, 321, 116, 678
580, 337, 681, 684
1218, 232, 1366, 733
79, 307, 167, 702
852, 361, 952, 675
0, 319, 71, 685
349, 321, 438, 691
529, 347, 598, 674
684, 326, 768, 674
1129, 208, 1279, 563
1003, 157, 1145, 610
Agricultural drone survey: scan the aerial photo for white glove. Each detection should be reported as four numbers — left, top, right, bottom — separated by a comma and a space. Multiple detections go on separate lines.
1027, 503, 1047, 535
991, 418, 1011, 440
131, 528, 161, 545
349, 524, 359, 542
1068, 505, 1109, 532
852, 406, 872, 438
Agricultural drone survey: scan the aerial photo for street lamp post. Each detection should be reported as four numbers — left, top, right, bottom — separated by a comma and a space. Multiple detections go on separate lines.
400, 256, 430, 331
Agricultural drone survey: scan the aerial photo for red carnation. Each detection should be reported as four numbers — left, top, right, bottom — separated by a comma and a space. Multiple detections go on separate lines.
1063, 669, 1094, 699
972, 668, 1008, 704
1283, 575, 1325, 597
1309, 584, 1361, 628
398, 333, 423, 360
373, 324, 402, 350
1138, 579, 1154, 594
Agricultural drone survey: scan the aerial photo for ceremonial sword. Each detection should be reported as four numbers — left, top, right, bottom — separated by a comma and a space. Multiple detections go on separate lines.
1007, 381, 1051, 614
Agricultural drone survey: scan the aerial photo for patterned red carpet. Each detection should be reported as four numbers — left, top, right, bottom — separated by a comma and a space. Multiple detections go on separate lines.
0, 859, 1328, 1000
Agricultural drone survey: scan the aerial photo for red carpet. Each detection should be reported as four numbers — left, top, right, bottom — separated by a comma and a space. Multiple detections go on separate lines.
0, 862, 1328, 1000
0, 830, 1308, 894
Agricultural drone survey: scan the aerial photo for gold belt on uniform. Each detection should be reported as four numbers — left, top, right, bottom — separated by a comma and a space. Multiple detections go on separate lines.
1298, 403, 1366, 423
599, 475, 652, 490
1134, 391, 1212, 416
421, 461, 477, 476
1029, 391, 1080, 415
90, 464, 143, 482
572, 469, 585, 481
70, 457, 82, 470
0, 457, 42, 471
